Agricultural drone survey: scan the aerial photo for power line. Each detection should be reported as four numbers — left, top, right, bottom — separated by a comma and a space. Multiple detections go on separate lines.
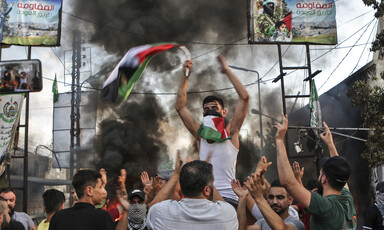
318, 18, 375, 90
348, 19, 377, 76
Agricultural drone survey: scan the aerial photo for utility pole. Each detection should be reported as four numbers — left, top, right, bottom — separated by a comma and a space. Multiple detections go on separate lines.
70, 30, 81, 196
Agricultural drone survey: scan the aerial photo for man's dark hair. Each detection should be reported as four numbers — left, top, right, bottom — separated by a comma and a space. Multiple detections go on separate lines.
270, 179, 290, 196
275, 21, 286, 29
270, 179, 282, 188
0, 188, 15, 195
202, 95, 224, 108
179, 161, 213, 198
43, 189, 65, 214
72, 170, 101, 199
322, 156, 351, 191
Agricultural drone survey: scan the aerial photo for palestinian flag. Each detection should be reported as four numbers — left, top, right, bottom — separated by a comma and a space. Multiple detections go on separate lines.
197, 115, 231, 143
282, 11, 292, 32
309, 79, 322, 129
102, 42, 181, 102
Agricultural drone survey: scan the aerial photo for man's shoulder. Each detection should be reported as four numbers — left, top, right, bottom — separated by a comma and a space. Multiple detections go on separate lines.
285, 216, 304, 230
13, 211, 30, 218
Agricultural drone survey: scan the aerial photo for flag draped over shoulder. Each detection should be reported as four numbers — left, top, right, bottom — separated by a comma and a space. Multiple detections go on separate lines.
52, 74, 58, 103
102, 42, 181, 102
309, 79, 322, 129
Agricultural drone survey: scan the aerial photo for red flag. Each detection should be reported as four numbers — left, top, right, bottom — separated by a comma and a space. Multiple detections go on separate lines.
282, 11, 292, 32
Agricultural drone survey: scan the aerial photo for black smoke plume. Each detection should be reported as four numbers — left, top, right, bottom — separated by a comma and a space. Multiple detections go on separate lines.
96, 95, 169, 190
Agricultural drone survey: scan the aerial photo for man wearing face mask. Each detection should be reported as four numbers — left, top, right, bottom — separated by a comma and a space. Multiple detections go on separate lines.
255, 0, 280, 41
126, 189, 147, 230
176, 55, 249, 208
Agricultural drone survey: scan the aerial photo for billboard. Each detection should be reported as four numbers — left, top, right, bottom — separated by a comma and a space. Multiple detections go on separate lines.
0, 0, 62, 46
0, 59, 42, 93
249, 0, 337, 44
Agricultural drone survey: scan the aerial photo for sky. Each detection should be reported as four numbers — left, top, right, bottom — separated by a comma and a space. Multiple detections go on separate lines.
0, 0, 377, 161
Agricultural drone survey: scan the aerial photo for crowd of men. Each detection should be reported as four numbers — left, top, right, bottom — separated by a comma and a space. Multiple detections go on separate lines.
0, 54, 379, 230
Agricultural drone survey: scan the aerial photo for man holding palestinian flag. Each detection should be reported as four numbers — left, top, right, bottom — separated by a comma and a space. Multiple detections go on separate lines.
102, 42, 188, 102
175, 55, 249, 208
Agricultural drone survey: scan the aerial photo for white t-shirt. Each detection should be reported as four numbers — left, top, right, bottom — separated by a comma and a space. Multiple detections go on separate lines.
12, 211, 34, 230
255, 215, 304, 230
147, 198, 238, 230
199, 139, 238, 201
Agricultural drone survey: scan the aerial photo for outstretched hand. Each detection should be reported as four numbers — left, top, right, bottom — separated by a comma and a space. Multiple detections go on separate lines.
274, 113, 288, 141
320, 122, 333, 146
116, 189, 130, 211
118, 169, 126, 188
256, 156, 272, 176
183, 60, 192, 77
140, 171, 152, 186
231, 179, 248, 198
217, 55, 229, 74
244, 173, 266, 200
292, 161, 304, 183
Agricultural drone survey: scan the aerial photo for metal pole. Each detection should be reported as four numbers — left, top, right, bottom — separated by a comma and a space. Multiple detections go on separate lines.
70, 30, 81, 205
257, 72, 263, 155
277, 44, 289, 156
23, 93, 29, 212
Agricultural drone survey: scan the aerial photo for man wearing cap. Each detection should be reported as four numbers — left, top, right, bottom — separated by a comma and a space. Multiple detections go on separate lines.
363, 182, 384, 229
255, 0, 280, 41
126, 189, 147, 230
274, 115, 356, 230
176, 55, 249, 208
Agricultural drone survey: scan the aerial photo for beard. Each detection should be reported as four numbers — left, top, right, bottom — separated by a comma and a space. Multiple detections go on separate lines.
9, 206, 14, 217
271, 204, 286, 215
207, 185, 214, 201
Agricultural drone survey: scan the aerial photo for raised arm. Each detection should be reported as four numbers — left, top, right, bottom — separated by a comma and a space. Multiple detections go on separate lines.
274, 114, 312, 208
292, 161, 304, 186
115, 190, 130, 230
320, 122, 338, 157
218, 56, 249, 138
231, 179, 249, 230
244, 173, 295, 230
175, 60, 200, 139
140, 171, 155, 204
147, 151, 183, 209
320, 122, 350, 189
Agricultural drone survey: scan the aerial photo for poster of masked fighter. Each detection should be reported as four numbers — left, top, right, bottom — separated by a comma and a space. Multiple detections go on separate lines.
249, 0, 337, 44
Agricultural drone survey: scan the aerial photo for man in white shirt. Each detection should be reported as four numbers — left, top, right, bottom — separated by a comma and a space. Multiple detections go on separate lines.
175, 56, 249, 207
147, 158, 240, 230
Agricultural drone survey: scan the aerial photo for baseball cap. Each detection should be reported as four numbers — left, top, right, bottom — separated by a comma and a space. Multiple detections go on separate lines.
157, 169, 173, 181
322, 156, 351, 183
128, 189, 145, 201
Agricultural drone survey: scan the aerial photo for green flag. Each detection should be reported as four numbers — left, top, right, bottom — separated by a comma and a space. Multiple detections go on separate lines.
309, 79, 322, 128
52, 74, 58, 103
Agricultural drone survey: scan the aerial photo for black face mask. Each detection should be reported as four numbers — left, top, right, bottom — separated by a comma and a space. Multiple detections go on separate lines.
263, 4, 275, 18
203, 110, 222, 117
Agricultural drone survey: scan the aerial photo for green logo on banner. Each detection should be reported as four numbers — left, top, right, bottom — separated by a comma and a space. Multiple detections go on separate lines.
0, 97, 18, 123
